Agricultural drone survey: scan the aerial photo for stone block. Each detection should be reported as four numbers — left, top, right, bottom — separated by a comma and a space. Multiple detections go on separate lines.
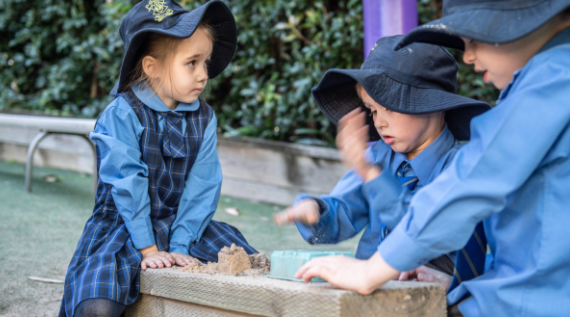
127, 268, 446, 317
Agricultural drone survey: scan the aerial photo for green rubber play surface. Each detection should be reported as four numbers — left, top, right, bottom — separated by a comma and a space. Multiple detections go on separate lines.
0, 160, 360, 315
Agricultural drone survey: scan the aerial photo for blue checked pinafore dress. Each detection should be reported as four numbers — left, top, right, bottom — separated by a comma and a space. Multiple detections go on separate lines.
59, 89, 257, 316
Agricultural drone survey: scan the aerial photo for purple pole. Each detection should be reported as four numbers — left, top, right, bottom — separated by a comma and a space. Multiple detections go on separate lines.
363, 0, 418, 58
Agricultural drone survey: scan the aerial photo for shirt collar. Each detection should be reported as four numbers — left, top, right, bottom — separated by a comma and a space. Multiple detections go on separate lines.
389, 124, 455, 186
132, 81, 200, 112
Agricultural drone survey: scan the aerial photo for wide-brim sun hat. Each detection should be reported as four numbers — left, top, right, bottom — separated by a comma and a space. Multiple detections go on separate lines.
110, 0, 236, 95
396, 0, 570, 51
312, 35, 491, 141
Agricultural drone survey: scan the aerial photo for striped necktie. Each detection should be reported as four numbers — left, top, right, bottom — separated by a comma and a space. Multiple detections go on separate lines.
161, 112, 186, 158
449, 222, 487, 291
380, 162, 419, 241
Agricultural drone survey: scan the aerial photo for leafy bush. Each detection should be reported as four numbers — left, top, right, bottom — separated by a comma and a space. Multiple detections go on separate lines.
0, 0, 497, 146
0, 0, 129, 116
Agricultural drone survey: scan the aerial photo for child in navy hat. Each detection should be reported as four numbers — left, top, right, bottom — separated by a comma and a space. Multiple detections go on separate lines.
59, 1, 257, 316
275, 35, 489, 275
295, 1, 570, 317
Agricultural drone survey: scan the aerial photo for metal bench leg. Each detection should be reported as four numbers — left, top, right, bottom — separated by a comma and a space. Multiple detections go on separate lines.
25, 131, 51, 193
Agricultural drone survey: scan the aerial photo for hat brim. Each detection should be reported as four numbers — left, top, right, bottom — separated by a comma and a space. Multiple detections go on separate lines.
312, 69, 491, 141
111, 0, 236, 95
396, 0, 570, 51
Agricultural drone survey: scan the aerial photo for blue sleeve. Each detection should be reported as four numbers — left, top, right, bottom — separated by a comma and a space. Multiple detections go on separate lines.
89, 98, 155, 250
295, 169, 370, 244
361, 170, 412, 231
169, 114, 222, 255
378, 55, 570, 272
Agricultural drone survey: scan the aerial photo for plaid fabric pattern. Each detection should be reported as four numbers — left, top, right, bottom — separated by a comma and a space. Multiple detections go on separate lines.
59, 90, 255, 316
161, 111, 187, 158
190, 220, 257, 263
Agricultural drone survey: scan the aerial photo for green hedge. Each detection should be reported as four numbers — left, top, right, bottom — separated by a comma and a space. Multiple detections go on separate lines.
0, 0, 498, 146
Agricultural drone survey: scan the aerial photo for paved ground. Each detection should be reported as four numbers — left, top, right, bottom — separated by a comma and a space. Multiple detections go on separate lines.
0, 161, 359, 316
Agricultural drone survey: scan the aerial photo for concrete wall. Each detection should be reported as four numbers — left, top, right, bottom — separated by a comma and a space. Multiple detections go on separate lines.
0, 126, 348, 205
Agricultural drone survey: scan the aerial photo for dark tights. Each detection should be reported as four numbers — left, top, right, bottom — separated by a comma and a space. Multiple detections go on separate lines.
60, 298, 125, 317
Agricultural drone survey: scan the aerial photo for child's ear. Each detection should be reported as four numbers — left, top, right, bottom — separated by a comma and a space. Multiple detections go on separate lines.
142, 56, 159, 79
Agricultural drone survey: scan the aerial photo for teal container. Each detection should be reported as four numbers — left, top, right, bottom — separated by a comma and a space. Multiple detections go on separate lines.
268, 250, 354, 282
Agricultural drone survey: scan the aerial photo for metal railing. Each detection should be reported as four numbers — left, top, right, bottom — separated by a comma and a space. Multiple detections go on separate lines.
0, 114, 97, 192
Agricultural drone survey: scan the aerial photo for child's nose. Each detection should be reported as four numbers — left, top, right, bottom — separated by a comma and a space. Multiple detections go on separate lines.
197, 64, 209, 82
462, 50, 476, 65
374, 115, 387, 130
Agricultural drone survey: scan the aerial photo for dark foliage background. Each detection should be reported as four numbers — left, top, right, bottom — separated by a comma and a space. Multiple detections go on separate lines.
0, 0, 498, 146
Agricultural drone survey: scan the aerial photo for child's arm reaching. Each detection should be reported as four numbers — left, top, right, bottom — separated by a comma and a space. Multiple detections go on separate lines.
274, 175, 371, 245
273, 109, 385, 244
292, 108, 401, 292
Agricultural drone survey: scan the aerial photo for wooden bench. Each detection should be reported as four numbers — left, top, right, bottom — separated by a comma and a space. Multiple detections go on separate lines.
0, 114, 97, 192
125, 269, 446, 317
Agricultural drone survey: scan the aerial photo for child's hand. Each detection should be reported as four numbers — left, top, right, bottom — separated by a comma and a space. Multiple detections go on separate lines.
170, 252, 200, 266
336, 109, 381, 182
273, 199, 320, 226
295, 251, 399, 295
397, 265, 452, 290
139, 245, 174, 270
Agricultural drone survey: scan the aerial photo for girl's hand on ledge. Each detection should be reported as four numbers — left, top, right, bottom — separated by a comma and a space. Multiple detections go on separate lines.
139, 245, 174, 270
170, 252, 200, 267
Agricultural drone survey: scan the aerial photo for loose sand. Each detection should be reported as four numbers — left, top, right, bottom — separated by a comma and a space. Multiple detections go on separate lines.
174, 244, 271, 277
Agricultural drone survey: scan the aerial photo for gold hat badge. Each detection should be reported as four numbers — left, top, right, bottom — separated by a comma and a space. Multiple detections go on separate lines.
146, 0, 173, 22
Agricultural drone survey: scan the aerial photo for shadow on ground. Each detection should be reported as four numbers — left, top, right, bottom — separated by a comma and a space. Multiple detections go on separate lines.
0, 161, 360, 316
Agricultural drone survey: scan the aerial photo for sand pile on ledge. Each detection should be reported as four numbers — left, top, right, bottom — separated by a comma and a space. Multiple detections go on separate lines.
174, 244, 270, 277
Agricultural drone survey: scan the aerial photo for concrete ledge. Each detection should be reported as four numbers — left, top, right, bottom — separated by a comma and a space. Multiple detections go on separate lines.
127, 295, 262, 317
125, 268, 446, 317
0, 125, 348, 205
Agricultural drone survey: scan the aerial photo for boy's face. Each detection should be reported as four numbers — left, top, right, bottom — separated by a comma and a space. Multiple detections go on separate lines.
460, 14, 570, 90
460, 38, 529, 90
358, 86, 444, 159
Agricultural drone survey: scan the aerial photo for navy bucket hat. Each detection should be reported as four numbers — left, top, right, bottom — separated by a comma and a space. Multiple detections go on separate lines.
312, 35, 491, 141
110, 0, 236, 95
396, 0, 570, 51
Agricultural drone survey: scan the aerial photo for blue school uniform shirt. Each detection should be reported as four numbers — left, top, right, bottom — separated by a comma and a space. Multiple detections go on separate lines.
377, 28, 570, 316
89, 81, 222, 255
295, 125, 461, 259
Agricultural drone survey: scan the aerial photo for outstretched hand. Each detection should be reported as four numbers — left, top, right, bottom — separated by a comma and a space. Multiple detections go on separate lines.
294, 252, 399, 295
337, 108, 381, 182
273, 199, 320, 226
